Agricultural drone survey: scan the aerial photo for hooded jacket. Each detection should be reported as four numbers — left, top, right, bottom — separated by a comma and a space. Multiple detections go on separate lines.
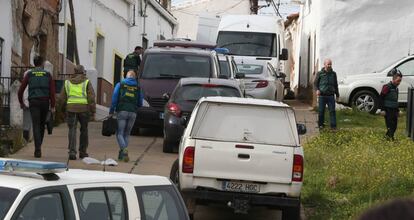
110, 77, 143, 114
60, 74, 96, 113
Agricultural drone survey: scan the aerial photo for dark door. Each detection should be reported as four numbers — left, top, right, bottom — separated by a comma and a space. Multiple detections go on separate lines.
114, 54, 122, 85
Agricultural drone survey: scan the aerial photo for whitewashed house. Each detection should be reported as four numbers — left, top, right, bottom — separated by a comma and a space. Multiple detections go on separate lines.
287, 0, 414, 101
59, 0, 178, 112
0, 0, 12, 79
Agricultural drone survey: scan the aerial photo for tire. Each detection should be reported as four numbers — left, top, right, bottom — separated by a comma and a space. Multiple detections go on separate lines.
163, 136, 176, 153
351, 90, 379, 114
282, 203, 301, 220
169, 159, 179, 186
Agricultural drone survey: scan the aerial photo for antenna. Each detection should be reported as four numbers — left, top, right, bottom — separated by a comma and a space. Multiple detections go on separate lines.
66, 156, 70, 171
103, 154, 106, 172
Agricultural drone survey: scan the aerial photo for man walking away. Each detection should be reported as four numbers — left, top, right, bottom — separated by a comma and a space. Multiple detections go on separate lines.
314, 59, 339, 130
379, 69, 402, 140
123, 46, 143, 78
18, 56, 56, 158
109, 70, 143, 162
60, 65, 96, 160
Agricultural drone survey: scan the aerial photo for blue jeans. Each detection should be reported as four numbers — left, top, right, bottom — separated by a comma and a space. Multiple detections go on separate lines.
318, 96, 337, 128
116, 111, 137, 149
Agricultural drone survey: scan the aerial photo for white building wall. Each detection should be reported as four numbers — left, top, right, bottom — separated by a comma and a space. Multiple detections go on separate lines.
0, 0, 12, 78
294, 0, 414, 92
145, 2, 176, 46
172, 0, 250, 40
318, 0, 414, 77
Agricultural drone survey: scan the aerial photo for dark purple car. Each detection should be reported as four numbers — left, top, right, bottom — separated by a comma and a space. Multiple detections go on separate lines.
134, 41, 220, 133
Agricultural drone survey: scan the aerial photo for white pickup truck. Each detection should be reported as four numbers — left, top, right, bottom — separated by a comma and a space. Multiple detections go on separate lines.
170, 97, 305, 220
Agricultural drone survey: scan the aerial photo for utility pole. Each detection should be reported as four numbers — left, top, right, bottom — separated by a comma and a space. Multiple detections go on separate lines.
68, 0, 79, 64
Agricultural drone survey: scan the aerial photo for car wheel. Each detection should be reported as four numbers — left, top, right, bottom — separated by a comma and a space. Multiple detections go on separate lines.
351, 90, 379, 114
169, 159, 179, 187
282, 203, 301, 220
163, 129, 175, 153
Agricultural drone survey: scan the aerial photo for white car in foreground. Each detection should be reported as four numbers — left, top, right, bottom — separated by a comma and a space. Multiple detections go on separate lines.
338, 55, 414, 113
0, 159, 189, 220
170, 97, 306, 220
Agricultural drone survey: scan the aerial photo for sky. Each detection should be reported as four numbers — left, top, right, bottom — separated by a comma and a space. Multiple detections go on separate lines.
171, 0, 300, 18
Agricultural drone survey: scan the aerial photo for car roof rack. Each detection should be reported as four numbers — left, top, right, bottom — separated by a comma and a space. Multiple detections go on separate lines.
154, 40, 217, 50
0, 159, 67, 181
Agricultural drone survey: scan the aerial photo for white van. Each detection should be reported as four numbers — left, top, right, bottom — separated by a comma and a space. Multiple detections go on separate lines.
216, 15, 289, 79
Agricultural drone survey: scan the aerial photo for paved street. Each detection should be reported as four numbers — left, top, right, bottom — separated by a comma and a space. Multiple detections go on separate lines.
12, 100, 316, 220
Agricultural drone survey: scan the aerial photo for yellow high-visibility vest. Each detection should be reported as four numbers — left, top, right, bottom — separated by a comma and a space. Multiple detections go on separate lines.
65, 79, 89, 104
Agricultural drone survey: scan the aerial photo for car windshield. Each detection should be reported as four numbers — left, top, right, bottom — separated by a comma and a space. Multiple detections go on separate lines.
0, 187, 20, 219
236, 64, 264, 75
175, 85, 241, 102
217, 31, 276, 57
219, 61, 231, 78
141, 54, 211, 79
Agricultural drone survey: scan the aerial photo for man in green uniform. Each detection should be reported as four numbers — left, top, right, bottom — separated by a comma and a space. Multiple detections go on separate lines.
123, 46, 143, 78
379, 69, 402, 140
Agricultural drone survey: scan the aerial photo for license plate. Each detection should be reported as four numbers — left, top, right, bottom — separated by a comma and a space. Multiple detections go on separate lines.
159, 113, 164, 119
222, 181, 260, 193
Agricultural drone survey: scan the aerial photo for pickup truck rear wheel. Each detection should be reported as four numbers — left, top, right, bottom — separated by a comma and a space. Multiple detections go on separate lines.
351, 90, 379, 114
282, 203, 301, 220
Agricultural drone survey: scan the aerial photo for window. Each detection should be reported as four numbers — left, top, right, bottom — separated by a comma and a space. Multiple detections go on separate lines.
217, 31, 276, 57
0, 187, 19, 219
191, 102, 297, 146
17, 193, 65, 220
0, 37, 3, 77
135, 186, 187, 220
75, 188, 127, 220
219, 60, 231, 78
174, 85, 241, 102
141, 54, 211, 79
236, 64, 264, 75
396, 59, 414, 76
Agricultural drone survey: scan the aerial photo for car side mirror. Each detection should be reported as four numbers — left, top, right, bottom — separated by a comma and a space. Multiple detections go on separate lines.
162, 93, 170, 100
297, 123, 307, 135
280, 48, 288, 61
181, 117, 189, 127
235, 72, 245, 79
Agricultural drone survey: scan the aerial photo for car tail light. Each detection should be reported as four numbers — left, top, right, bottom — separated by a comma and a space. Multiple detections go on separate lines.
182, 147, 195, 173
292, 154, 303, 182
253, 80, 268, 88
167, 102, 181, 117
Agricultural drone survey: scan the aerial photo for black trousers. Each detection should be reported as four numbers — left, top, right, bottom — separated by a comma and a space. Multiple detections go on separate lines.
29, 99, 50, 150
384, 107, 399, 139
66, 112, 89, 155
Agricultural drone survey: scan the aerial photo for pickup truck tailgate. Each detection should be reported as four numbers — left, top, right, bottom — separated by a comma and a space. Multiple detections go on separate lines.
193, 139, 293, 184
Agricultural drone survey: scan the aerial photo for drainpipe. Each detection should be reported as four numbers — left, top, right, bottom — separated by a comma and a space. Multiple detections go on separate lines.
63, 0, 67, 75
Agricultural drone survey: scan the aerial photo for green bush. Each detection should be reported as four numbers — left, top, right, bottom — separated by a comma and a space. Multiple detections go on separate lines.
303, 110, 414, 219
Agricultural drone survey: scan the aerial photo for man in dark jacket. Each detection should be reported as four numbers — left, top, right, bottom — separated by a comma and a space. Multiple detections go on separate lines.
123, 46, 143, 78
314, 59, 339, 130
379, 69, 402, 140
60, 65, 96, 160
18, 56, 56, 158
110, 70, 143, 162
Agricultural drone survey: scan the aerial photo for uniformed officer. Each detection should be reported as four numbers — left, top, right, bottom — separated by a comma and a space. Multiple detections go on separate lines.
109, 70, 143, 162
18, 56, 56, 158
60, 65, 96, 160
379, 69, 402, 140
123, 46, 143, 78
